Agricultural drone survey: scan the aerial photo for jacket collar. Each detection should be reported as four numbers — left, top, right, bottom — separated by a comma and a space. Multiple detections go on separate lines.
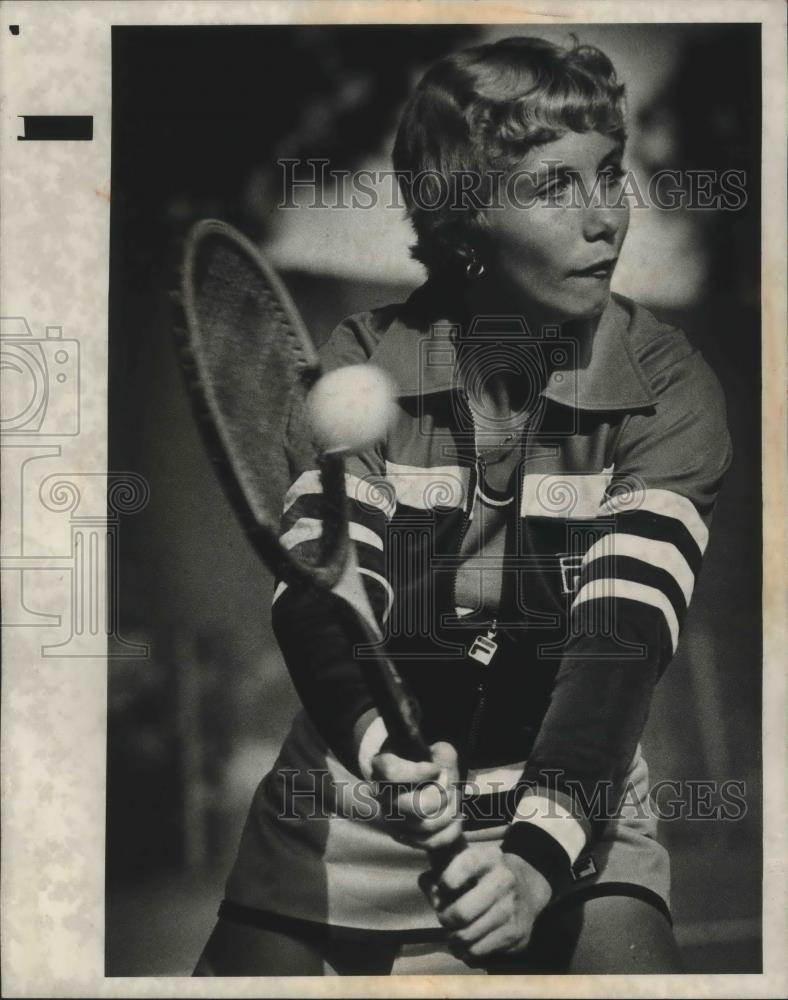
368, 283, 657, 411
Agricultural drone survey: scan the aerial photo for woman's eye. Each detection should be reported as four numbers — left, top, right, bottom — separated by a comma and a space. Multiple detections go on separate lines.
541, 173, 574, 201
600, 165, 625, 186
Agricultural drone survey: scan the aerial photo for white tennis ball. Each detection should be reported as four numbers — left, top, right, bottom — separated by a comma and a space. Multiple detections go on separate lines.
306, 364, 397, 453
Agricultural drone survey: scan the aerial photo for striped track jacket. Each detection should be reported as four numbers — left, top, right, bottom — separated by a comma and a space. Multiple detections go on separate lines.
270, 280, 732, 892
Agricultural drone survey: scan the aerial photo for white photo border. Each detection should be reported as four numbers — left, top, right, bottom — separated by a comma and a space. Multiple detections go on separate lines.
1, 1, 785, 997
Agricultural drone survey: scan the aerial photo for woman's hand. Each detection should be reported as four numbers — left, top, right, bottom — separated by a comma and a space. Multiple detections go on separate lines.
369, 742, 463, 852
424, 845, 552, 962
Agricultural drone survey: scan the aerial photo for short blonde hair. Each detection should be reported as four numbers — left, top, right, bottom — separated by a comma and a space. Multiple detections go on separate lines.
392, 35, 627, 276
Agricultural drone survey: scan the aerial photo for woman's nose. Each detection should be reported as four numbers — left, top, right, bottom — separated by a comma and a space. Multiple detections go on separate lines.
583, 201, 627, 242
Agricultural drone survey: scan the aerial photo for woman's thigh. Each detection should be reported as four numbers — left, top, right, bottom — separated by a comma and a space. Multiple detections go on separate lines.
193, 917, 398, 976
194, 895, 683, 976
521, 893, 684, 974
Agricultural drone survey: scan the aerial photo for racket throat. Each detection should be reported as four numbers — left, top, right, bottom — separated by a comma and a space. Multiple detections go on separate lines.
315, 451, 351, 584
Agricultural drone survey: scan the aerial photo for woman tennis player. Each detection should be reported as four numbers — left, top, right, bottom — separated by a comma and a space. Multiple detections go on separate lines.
195, 35, 732, 975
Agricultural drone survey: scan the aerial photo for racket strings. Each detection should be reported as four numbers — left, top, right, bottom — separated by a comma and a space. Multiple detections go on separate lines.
178, 224, 349, 588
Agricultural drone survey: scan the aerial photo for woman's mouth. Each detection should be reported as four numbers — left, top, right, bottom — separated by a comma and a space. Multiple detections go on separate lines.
570, 257, 618, 278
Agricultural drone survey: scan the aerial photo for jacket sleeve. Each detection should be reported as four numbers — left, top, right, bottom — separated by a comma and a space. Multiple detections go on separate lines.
270, 318, 397, 777
502, 349, 733, 888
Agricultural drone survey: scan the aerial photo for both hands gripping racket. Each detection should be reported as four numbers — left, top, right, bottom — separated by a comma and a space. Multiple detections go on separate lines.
172, 218, 468, 881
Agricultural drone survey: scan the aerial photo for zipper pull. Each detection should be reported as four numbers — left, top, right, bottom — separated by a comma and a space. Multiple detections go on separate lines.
468, 619, 498, 666
475, 452, 486, 501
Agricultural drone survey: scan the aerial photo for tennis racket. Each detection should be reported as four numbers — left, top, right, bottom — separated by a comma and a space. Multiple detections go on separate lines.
172, 218, 468, 879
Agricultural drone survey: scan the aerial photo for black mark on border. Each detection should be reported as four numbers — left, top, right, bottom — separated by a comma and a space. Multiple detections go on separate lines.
18, 116, 93, 141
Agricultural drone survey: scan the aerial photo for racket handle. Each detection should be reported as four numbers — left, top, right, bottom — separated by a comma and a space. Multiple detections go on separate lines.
428, 830, 475, 906
359, 654, 479, 903
429, 831, 468, 876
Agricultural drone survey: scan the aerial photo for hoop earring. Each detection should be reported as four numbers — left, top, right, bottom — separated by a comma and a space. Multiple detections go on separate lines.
465, 257, 485, 279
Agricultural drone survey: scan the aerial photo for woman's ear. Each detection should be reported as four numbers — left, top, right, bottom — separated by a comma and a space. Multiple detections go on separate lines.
454, 239, 487, 280
454, 241, 474, 263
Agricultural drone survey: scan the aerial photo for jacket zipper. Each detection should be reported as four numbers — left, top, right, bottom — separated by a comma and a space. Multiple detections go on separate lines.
465, 618, 497, 766
467, 686, 486, 769
450, 388, 479, 614
454, 383, 531, 769
452, 388, 491, 770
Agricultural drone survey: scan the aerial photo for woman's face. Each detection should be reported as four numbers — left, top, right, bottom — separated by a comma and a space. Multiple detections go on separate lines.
482, 130, 629, 322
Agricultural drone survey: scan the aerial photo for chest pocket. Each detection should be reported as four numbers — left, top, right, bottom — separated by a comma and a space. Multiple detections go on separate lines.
557, 553, 584, 595
518, 467, 616, 609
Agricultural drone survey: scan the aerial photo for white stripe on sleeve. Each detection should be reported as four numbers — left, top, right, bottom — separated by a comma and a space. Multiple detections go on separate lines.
271, 568, 393, 622
512, 794, 587, 864
602, 488, 708, 553
279, 517, 384, 553
384, 461, 468, 511
358, 568, 395, 623
358, 716, 389, 780
282, 470, 396, 520
465, 760, 527, 796
571, 577, 680, 653
582, 533, 696, 605
346, 473, 397, 520
282, 470, 322, 514
520, 467, 614, 519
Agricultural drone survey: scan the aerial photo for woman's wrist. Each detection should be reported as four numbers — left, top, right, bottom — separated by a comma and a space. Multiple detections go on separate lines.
501, 852, 553, 911
501, 820, 573, 895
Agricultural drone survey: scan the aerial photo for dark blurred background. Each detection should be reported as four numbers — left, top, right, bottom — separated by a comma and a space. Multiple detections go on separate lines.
107, 24, 761, 975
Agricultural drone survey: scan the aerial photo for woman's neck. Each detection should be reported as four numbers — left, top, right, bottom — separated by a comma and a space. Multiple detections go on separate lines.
457, 273, 579, 431
463, 271, 568, 339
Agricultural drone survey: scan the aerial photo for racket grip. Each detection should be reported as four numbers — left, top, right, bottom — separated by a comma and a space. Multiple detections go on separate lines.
428, 830, 475, 906
429, 831, 468, 874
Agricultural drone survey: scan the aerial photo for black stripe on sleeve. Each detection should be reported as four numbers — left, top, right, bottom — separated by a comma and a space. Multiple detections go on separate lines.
283, 491, 390, 536
567, 595, 674, 678
281, 531, 387, 575
287, 538, 388, 584
580, 554, 689, 625
611, 510, 703, 576
501, 821, 573, 894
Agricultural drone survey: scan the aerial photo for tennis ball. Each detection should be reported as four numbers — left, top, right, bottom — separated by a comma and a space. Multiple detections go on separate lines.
306, 364, 397, 454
